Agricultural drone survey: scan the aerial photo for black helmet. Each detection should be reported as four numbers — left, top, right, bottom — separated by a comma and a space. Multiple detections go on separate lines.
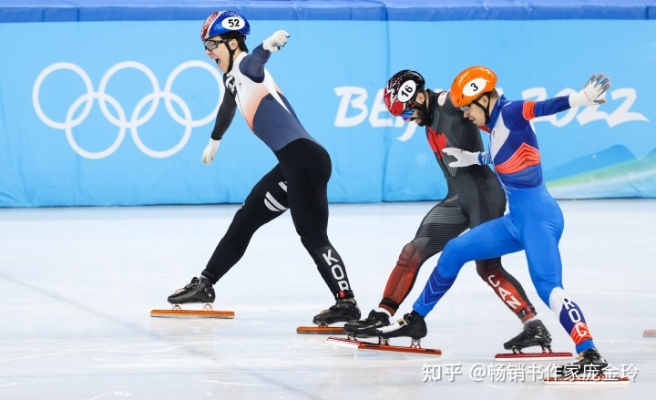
384, 70, 426, 117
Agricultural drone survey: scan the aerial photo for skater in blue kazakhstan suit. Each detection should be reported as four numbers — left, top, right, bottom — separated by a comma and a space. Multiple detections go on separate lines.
379, 65, 612, 377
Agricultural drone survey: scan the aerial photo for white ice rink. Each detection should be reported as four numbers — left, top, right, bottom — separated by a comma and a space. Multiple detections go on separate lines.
1, 200, 655, 399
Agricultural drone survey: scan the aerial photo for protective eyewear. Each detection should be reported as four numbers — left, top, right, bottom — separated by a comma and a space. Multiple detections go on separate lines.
204, 39, 230, 51
401, 108, 415, 121
460, 97, 485, 113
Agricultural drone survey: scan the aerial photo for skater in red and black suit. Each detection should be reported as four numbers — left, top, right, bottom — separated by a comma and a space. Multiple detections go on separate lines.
345, 70, 552, 353
167, 10, 360, 326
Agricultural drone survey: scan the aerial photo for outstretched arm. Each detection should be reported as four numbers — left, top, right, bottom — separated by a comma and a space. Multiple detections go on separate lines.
442, 148, 492, 167
240, 30, 290, 82
522, 73, 611, 120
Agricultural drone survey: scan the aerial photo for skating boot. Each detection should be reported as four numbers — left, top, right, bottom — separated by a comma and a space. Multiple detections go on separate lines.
151, 277, 232, 319
313, 298, 361, 326
377, 312, 427, 346
555, 348, 608, 377
504, 319, 552, 353
344, 309, 391, 338
167, 277, 215, 305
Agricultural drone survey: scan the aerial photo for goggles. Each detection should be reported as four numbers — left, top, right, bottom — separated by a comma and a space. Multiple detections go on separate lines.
204, 38, 230, 51
401, 108, 415, 121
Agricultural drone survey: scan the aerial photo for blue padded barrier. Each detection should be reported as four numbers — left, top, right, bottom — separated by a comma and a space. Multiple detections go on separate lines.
1, 0, 656, 22
1, 1, 655, 206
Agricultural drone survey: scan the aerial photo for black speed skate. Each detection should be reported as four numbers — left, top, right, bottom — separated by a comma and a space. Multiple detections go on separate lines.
377, 312, 427, 343
313, 298, 361, 326
167, 277, 215, 304
555, 348, 608, 377
344, 309, 391, 338
504, 319, 552, 352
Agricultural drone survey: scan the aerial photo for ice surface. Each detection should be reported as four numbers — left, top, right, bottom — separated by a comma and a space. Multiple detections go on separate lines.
1, 200, 654, 399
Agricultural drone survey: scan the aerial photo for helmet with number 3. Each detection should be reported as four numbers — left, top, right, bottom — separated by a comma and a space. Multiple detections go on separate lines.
384, 70, 426, 117
449, 66, 497, 108
200, 10, 251, 41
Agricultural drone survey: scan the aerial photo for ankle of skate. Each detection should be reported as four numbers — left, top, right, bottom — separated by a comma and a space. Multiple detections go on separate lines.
555, 348, 608, 378
344, 309, 390, 337
377, 312, 427, 340
167, 277, 215, 305
503, 319, 552, 352
313, 298, 361, 325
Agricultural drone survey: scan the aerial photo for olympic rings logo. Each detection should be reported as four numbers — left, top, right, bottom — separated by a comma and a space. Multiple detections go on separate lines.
33, 61, 222, 159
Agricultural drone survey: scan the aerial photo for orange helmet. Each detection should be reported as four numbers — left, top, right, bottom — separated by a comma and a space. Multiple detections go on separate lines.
449, 66, 497, 108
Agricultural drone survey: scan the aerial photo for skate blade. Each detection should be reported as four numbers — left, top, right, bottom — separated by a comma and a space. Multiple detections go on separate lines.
327, 336, 373, 348
643, 329, 656, 338
297, 325, 345, 335
495, 351, 573, 361
150, 309, 235, 319
544, 375, 630, 385
326, 336, 441, 356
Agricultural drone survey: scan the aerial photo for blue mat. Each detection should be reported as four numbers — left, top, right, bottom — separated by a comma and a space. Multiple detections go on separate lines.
1, 0, 655, 22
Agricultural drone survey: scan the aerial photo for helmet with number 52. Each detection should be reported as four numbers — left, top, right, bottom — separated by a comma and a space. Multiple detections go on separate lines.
201, 10, 250, 40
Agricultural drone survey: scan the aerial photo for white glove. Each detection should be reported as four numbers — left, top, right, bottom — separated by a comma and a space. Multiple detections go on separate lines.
442, 147, 481, 168
263, 30, 290, 52
201, 138, 221, 165
569, 73, 611, 108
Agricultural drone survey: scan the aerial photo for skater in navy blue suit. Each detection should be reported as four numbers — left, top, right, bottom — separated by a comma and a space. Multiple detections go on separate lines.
167, 10, 360, 326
